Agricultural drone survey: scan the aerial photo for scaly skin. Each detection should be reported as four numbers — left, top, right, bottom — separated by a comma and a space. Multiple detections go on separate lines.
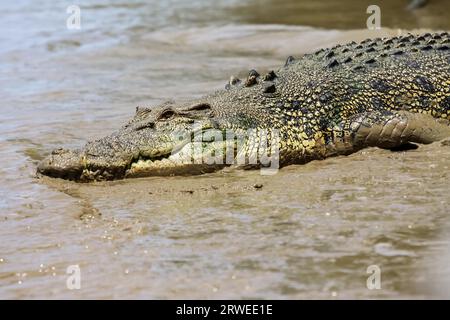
38, 32, 450, 181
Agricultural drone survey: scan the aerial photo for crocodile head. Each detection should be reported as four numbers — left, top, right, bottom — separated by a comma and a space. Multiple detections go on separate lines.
37, 92, 279, 181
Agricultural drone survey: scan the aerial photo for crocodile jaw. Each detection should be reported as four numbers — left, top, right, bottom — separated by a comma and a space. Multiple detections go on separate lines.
37, 149, 86, 181
37, 148, 130, 181
125, 141, 229, 178
37, 138, 232, 181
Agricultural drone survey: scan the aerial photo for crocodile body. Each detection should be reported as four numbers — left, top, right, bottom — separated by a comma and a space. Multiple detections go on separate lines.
38, 32, 450, 181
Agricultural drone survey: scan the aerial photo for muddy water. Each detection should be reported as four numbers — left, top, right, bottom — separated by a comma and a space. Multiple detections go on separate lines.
1, 0, 450, 299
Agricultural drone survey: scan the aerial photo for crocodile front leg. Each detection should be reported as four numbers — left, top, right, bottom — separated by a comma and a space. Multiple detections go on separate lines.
324, 110, 450, 157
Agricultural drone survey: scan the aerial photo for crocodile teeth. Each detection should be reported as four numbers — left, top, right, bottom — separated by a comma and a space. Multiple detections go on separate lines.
131, 159, 153, 169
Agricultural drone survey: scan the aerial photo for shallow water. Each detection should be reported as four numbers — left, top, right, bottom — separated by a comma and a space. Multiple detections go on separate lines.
1, 0, 450, 299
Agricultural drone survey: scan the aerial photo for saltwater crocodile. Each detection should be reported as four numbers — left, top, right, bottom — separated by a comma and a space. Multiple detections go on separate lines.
37, 32, 450, 181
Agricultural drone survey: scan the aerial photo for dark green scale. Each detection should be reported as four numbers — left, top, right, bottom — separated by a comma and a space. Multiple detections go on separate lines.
218, 32, 450, 163
37, 32, 450, 181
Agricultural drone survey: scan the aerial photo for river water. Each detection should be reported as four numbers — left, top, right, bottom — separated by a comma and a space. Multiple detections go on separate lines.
1, 0, 450, 299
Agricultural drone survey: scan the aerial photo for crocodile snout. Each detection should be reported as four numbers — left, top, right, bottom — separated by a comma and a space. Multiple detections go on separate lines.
37, 149, 85, 180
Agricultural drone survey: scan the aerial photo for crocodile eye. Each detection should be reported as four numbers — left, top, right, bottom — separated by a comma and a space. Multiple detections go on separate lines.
159, 109, 176, 120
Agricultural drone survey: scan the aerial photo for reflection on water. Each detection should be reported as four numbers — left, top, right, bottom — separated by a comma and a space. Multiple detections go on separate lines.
230, 0, 450, 30
0, 0, 449, 299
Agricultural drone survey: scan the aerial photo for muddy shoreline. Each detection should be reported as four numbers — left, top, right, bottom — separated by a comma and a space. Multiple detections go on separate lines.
1, 0, 450, 299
